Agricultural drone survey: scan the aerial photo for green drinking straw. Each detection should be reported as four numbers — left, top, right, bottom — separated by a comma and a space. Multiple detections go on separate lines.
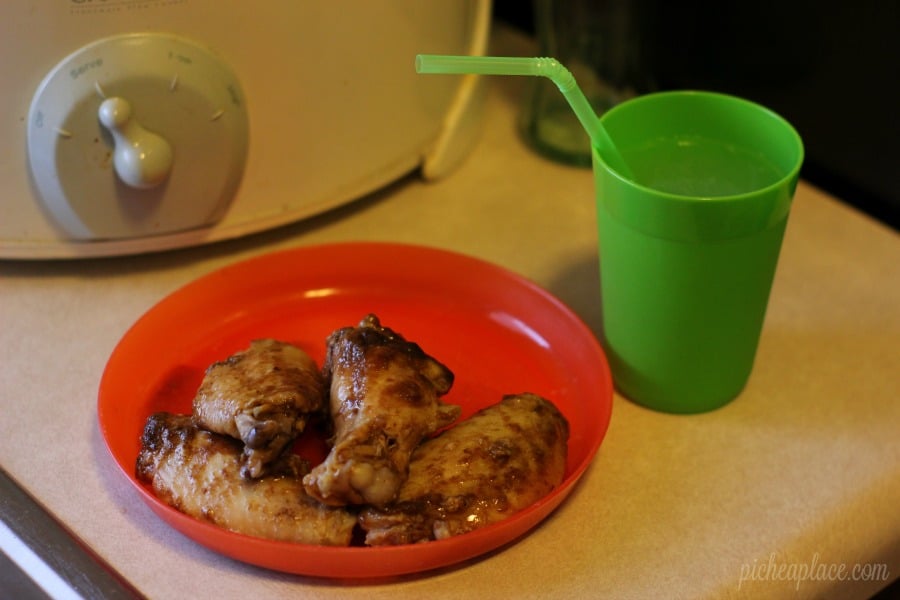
416, 54, 633, 179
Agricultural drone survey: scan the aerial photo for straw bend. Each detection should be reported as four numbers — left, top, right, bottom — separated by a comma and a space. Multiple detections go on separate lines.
533, 57, 578, 94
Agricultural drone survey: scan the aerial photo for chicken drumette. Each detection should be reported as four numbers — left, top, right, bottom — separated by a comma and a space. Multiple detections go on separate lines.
303, 314, 460, 507
192, 339, 326, 478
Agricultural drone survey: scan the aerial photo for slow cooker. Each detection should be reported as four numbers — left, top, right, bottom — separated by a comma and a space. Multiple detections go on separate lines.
0, 1, 490, 258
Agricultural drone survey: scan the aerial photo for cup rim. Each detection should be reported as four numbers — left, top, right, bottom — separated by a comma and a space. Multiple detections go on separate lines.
594, 90, 805, 203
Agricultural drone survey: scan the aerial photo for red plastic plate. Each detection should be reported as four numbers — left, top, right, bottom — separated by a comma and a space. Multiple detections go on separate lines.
98, 242, 613, 578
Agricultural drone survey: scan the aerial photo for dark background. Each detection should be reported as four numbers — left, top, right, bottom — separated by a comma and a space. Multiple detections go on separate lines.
494, 0, 899, 230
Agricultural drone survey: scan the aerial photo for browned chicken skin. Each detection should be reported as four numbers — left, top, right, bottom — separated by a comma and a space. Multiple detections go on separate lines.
136, 412, 357, 546
192, 339, 326, 479
303, 315, 460, 507
358, 393, 569, 545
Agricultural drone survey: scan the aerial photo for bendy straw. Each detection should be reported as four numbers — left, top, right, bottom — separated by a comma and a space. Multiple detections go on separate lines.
416, 54, 633, 179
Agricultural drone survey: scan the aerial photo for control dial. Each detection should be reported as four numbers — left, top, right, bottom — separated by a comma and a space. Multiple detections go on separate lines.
27, 33, 249, 240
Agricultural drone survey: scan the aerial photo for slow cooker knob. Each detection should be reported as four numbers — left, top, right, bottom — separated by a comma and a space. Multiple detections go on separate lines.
26, 33, 249, 240
98, 97, 174, 190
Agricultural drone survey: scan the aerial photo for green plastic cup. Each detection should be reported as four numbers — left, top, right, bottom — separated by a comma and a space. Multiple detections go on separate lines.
593, 91, 803, 413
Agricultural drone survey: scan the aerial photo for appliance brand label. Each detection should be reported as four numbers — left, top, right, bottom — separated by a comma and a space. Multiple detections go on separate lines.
69, 0, 187, 16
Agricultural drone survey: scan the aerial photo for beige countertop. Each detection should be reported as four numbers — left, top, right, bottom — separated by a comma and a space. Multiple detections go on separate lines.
2, 27, 899, 600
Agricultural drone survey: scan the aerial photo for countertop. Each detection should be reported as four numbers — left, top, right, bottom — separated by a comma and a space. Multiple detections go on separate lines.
2, 27, 899, 600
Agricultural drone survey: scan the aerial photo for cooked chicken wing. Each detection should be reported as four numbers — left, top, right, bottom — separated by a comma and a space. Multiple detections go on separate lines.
358, 393, 569, 545
303, 314, 460, 507
136, 412, 357, 546
192, 339, 326, 478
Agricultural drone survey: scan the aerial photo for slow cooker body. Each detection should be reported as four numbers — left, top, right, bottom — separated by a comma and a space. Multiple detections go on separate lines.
1, 1, 489, 258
